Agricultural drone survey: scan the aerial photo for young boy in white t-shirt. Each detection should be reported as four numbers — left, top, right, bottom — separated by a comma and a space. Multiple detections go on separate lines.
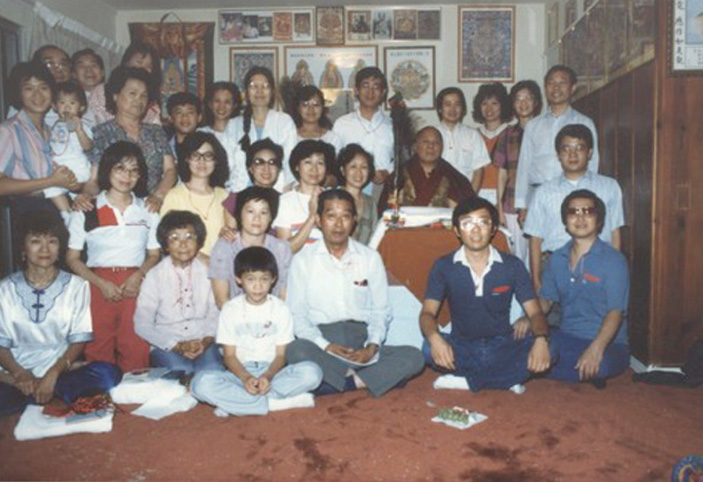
191, 246, 322, 416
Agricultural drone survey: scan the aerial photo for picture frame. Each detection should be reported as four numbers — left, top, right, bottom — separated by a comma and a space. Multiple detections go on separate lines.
458, 6, 515, 83
218, 8, 314, 44
393, 9, 418, 40
372, 10, 393, 41
284, 45, 378, 119
229, 47, 278, 91
384, 46, 435, 110
129, 22, 214, 113
347, 9, 372, 42
316, 7, 345, 46
669, 0, 703, 75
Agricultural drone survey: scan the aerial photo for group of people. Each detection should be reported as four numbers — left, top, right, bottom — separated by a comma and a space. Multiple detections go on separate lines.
0, 42, 629, 418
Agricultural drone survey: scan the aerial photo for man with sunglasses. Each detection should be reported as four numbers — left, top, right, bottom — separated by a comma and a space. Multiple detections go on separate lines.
524, 124, 624, 299
419, 197, 553, 393
540, 190, 630, 386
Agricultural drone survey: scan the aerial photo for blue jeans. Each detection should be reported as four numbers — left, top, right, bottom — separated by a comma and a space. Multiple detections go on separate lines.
546, 330, 629, 383
0, 361, 122, 417
423, 333, 557, 392
150, 344, 223, 375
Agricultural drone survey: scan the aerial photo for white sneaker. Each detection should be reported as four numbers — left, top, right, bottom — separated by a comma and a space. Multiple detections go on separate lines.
268, 393, 315, 412
433, 374, 470, 390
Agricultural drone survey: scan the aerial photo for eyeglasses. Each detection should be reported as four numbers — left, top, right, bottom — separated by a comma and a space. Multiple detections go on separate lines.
252, 158, 278, 167
189, 151, 216, 163
167, 232, 197, 243
459, 217, 492, 230
566, 206, 596, 217
559, 144, 588, 154
113, 164, 140, 178
301, 100, 322, 108
248, 82, 271, 91
43, 59, 71, 71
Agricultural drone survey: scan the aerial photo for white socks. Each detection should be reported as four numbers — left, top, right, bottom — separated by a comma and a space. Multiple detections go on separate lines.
509, 384, 526, 395
432, 375, 527, 394
268, 393, 315, 412
433, 374, 470, 390
213, 407, 230, 418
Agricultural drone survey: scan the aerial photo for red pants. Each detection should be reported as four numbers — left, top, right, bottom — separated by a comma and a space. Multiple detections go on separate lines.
85, 268, 149, 372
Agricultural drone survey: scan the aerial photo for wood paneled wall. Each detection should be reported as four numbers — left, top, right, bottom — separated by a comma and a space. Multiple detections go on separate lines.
573, 0, 703, 365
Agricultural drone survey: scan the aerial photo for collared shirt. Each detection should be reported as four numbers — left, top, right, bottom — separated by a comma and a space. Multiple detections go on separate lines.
333, 109, 394, 173
134, 256, 219, 351
209, 234, 292, 299
436, 122, 491, 180
0, 110, 52, 183
91, 119, 173, 193
524, 171, 625, 252
217, 294, 294, 364
452, 245, 502, 297
0, 271, 93, 377
425, 247, 535, 341
67, 191, 160, 267
514, 106, 600, 209
229, 111, 297, 190
540, 238, 629, 345
287, 238, 391, 350
492, 124, 524, 214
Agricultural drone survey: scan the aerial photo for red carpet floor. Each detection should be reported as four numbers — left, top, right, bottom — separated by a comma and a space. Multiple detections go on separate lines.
0, 369, 700, 481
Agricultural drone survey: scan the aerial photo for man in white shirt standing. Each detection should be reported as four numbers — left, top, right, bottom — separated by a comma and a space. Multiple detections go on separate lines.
333, 67, 393, 203
286, 189, 424, 397
514, 65, 600, 225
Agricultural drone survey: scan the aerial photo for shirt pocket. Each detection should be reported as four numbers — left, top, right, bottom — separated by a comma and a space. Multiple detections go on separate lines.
484, 284, 513, 319
352, 284, 370, 309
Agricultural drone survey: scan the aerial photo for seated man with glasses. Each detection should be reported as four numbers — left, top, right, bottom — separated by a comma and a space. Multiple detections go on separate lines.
524, 124, 624, 301
419, 197, 554, 393
540, 190, 630, 387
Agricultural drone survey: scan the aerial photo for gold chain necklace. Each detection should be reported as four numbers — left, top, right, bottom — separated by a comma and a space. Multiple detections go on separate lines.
187, 187, 216, 221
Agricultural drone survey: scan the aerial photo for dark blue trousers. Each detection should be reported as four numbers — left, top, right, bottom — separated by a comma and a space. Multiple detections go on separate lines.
423, 333, 558, 392
546, 330, 629, 383
0, 361, 121, 417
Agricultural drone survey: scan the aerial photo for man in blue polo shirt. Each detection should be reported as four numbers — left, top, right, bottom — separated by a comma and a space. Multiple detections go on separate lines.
541, 189, 629, 386
419, 197, 553, 393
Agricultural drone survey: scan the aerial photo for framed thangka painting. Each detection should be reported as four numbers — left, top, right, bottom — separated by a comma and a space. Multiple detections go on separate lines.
384, 46, 435, 110
458, 6, 514, 82
230, 48, 278, 91
284, 46, 377, 120
129, 22, 214, 112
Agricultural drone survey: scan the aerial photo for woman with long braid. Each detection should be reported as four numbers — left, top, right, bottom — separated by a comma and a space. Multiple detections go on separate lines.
230, 67, 297, 193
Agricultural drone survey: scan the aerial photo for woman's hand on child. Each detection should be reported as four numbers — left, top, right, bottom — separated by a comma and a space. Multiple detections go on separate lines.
50, 163, 78, 189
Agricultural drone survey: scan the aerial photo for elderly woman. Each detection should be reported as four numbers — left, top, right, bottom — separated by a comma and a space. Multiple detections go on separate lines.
134, 211, 221, 374
83, 66, 176, 212
0, 62, 77, 217
0, 212, 121, 416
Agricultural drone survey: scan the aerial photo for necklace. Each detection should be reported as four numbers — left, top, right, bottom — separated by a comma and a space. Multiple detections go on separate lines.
355, 111, 382, 135
187, 187, 216, 221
